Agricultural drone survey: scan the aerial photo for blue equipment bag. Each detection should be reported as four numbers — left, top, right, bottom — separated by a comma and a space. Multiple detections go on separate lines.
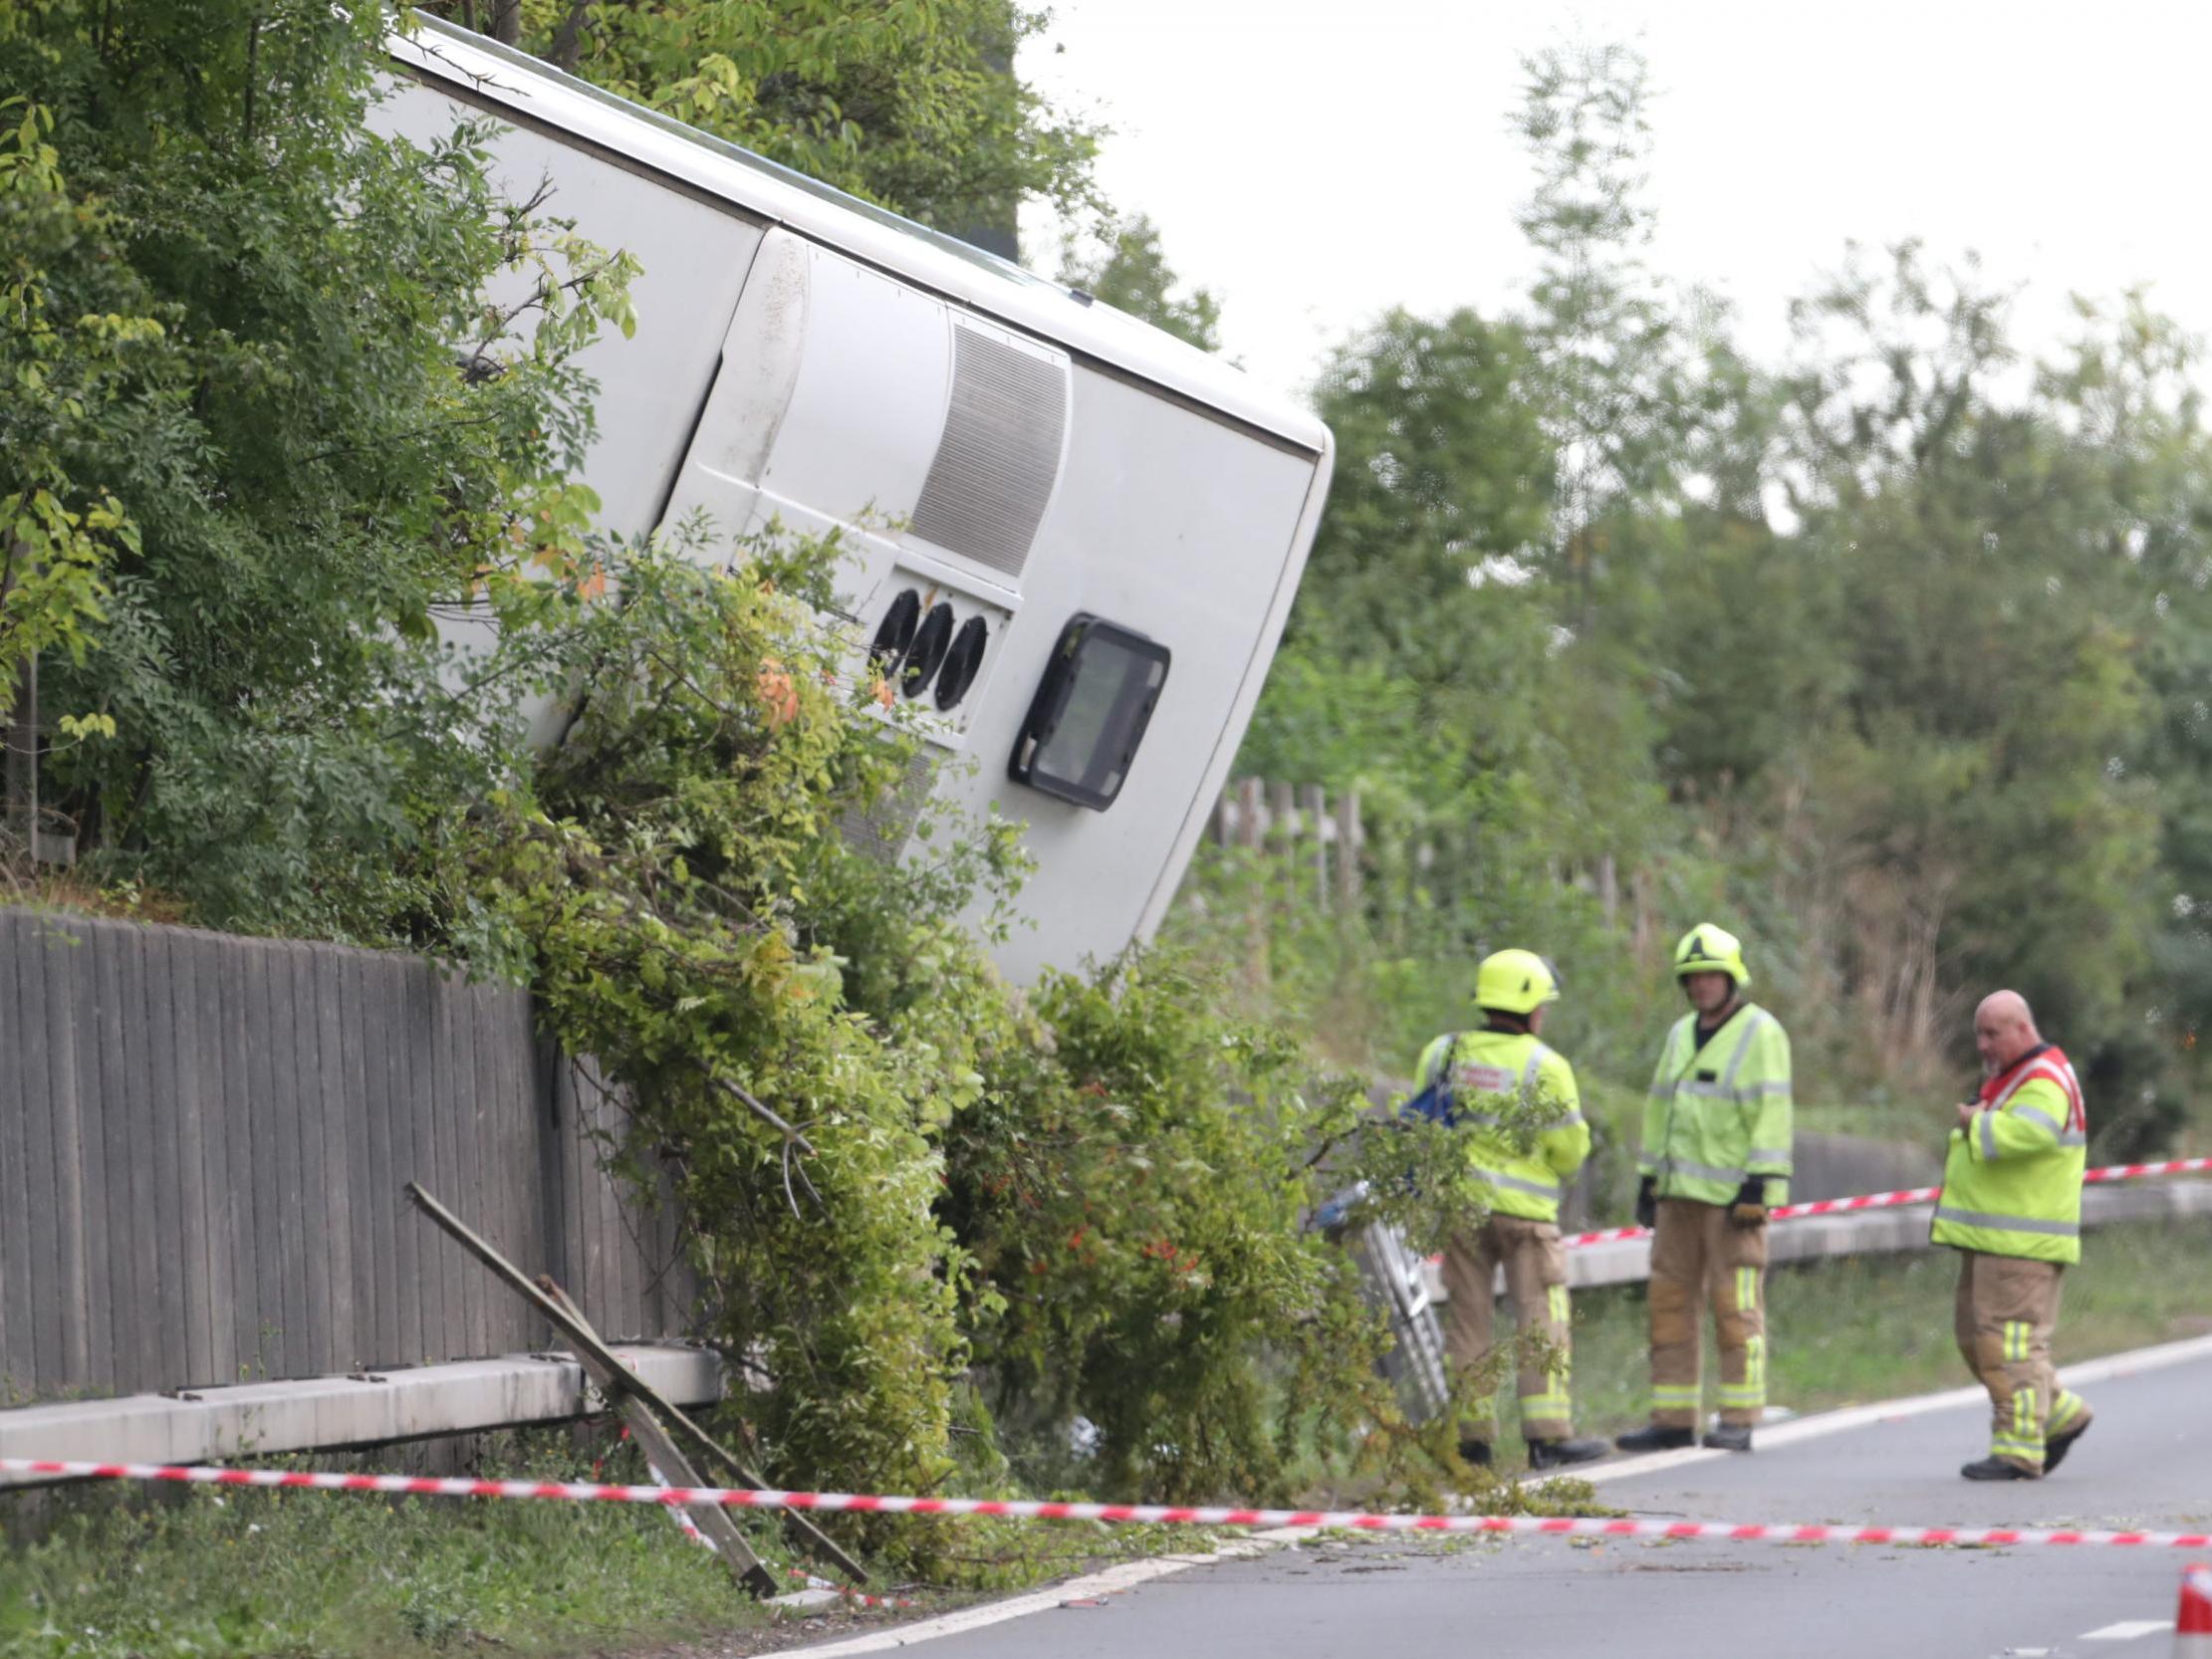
1401, 1035, 1458, 1126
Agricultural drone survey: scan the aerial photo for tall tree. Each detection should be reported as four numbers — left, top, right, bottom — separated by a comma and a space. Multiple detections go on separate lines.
450, 0, 1106, 232
1057, 214, 1222, 354
2, 0, 630, 929
1514, 42, 1689, 615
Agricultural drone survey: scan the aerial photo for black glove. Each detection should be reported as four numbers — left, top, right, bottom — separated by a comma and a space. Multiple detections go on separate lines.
1729, 1177, 1768, 1230
1634, 1176, 1657, 1229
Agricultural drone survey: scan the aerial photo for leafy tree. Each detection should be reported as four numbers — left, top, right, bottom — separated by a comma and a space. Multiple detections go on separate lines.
449, 0, 1107, 231
1226, 304, 1676, 1076
1514, 43, 1690, 611
0, 0, 632, 930
1057, 214, 1223, 353
1277, 307, 1553, 709
0, 102, 151, 726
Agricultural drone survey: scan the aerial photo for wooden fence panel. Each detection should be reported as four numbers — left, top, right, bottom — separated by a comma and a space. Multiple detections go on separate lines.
68, 916, 116, 1394
180, 927, 232, 1390
0, 909, 32, 1399
0, 907, 696, 1402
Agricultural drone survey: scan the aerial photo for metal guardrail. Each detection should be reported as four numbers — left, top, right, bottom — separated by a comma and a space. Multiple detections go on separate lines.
1419, 1175, 2212, 1301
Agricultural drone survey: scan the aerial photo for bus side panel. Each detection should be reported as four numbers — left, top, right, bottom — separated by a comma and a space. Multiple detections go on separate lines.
1135, 429, 1332, 945
371, 76, 767, 541
962, 367, 1322, 983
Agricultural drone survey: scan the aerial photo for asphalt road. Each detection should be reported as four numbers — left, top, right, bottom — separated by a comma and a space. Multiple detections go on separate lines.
809, 1340, 2212, 1659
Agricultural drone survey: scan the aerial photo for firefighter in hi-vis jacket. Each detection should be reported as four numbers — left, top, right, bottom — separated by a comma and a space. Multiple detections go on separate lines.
1415, 949, 1610, 1472
1616, 925, 1793, 1455
1936, 989, 2094, 1481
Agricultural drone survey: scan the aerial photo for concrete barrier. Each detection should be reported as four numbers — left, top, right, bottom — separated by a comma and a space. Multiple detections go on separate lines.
0, 1344, 721, 1484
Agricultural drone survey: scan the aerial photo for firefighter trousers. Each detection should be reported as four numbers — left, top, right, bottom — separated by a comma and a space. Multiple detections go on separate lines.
1647, 1198, 1768, 1430
1952, 1251, 2093, 1475
1442, 1213, 1574, 1442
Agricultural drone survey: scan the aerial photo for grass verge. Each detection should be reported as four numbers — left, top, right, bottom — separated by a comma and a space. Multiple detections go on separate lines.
0, 1430, 1203, 1659
1483, 1210, 2212, 1467
0, 1437, 799, 1659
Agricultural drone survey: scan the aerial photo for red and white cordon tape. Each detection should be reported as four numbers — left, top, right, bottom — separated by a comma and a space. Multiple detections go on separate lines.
1561, 1155, 2212, 1250
2178, 1561, 2212, 1651
786, 1569, 917, 1610
5, 1459, 2210, 1551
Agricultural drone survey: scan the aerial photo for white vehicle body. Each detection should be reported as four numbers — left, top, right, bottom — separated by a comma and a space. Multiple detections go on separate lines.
380, 16, 1332, 981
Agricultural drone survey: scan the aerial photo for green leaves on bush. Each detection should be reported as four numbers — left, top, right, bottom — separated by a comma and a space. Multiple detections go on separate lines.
434, 529, 1461, 1535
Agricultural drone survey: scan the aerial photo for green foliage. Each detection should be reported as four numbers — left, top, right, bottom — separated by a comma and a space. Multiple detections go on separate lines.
1057, 215, 1223, 354
0, 100, 151, 720
0, 1434, 801, 1659
942, 957, 1407, 1503
447, 536, 987, 1503
456, 0, 1106, 230
1515, 43, 1691, 594
0, 0, 633, 931
422, 529, 1482, 1541
1210, 39, 2211, 1156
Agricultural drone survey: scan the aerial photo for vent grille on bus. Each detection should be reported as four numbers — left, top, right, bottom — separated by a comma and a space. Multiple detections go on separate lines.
909, 328, 1067, 581
839, 749, 939, 864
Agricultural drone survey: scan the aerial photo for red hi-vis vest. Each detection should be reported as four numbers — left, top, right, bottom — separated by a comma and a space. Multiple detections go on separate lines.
1980, 1043, 2085, 1124
1932, 1044, 2089, 1265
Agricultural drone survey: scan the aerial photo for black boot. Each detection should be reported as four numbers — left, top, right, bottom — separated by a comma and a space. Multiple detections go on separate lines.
2043, 1419, 2090, 1474
1960, 1456, 2038, 1482
1527, 1436, 1610, 1470
1702, 1424, 1754, 1452
1614, 1424, 1695, 1453
1457, 1436, 1493, 1469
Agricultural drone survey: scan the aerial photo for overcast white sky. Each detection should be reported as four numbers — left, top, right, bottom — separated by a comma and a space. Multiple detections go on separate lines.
1019, 0, 2212, 403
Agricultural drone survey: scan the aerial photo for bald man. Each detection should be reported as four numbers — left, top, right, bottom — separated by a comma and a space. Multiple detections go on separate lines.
1931, 992, 2094, 1480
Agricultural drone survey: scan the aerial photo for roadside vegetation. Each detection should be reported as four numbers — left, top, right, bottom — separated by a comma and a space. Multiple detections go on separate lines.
6, 0, 2212, 1623
1165, 47, 2212, 1159
0, 1441, 799, 1659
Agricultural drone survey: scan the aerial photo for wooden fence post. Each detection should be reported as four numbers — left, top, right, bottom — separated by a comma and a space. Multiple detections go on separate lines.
1266, 780, 1295, 853
1336, 789, 1362, 911
1235, 777, 1264, 850
1297, 784, 1327, 910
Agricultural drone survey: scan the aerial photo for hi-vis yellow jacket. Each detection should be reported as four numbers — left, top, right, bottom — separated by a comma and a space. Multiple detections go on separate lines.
1639, 1003, 1794, 1208
1414, 1028, 1590, 1223
1932, 1044, 2088, 1265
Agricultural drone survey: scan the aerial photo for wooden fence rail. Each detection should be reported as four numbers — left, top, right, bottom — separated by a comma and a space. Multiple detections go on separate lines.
1207, 779, 1364, 910
1208, 780, 1629, 929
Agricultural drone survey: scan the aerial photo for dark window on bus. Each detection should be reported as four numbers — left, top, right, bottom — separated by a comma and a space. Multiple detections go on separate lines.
1007, 615, 1170, 811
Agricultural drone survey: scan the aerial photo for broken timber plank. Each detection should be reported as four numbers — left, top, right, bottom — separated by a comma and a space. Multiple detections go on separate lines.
403, 1179, 869, 1585
542, 1277, 777, 1597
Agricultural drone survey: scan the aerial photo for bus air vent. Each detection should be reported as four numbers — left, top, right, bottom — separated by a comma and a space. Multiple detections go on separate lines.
909, 327, 1067, 581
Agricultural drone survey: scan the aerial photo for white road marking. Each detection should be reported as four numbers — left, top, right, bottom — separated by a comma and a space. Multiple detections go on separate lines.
783, 1527, 1314, 1656
2080, 1621, 2172, 1641
1577, 1331, 2212, 1488
786, 1331, 2212, 1653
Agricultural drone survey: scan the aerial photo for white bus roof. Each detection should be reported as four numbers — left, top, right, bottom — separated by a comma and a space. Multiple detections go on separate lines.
390, 14, 1329, 456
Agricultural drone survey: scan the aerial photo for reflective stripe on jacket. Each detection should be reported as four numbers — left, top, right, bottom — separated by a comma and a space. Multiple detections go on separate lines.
1639, 1003, 1794, 1207
1414, 1029, 1590, 1223
1932, 1044, 2087, 1265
